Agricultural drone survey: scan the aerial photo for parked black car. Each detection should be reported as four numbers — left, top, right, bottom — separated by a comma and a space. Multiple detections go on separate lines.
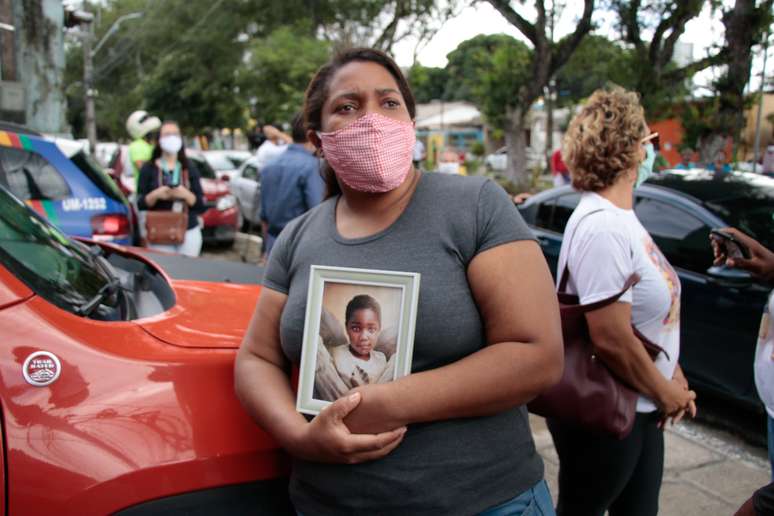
517, 168, 774, 411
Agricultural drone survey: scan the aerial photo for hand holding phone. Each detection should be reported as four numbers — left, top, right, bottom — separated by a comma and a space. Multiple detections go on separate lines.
710, 229, 751, 261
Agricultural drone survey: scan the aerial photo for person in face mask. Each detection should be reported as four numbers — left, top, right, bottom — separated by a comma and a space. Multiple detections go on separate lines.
550, 87, 696, 516
234, 48, 563, 516
136, 121, 206, 256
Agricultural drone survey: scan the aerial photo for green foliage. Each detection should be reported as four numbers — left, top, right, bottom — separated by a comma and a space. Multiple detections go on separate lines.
407, 65, 449, 104
554, 35, 636, 107
64, 0, 453, 140
444, 34, 531, 130
470, 141, 485, 157
238, 26, 331, 126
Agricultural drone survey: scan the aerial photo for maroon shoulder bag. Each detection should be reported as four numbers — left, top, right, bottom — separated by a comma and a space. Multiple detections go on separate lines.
528, 210, 667, 439
145, 167, 190, 245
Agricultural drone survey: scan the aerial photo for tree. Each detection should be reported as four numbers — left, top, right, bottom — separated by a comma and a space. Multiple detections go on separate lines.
610, 0, 723, 116
707, 0, 773, 161
238, 26, 332, 125
65, 0, 460, 140
486, 0, 595, 186
553, 35, 636, 107
407, 65, 449, 104
444, 34, 532, 131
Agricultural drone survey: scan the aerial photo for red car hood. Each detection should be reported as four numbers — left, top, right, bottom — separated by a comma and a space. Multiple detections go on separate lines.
137, 279, 260, 349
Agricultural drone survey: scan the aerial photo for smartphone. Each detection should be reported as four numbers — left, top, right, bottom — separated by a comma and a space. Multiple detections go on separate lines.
710, 229, 751, 260
162, 172, 180, 188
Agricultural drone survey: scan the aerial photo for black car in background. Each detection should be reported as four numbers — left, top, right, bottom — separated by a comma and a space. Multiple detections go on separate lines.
517, 169, 774, 411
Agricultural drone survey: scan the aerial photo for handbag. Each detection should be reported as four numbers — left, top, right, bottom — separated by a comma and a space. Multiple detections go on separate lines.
528, 210, 667, 439
145, 167, 189, 245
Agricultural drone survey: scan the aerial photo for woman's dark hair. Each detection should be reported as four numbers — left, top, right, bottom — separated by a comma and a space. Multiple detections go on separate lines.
151, 120, 191, 173
303, 48, 416, 198
345, 294, 382, 326
290, 112, 307, 144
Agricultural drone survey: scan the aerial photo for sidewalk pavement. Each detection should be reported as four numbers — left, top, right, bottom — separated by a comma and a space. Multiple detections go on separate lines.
530, 415, 771, 515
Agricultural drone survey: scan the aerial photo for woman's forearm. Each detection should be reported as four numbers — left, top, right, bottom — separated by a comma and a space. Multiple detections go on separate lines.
234, 348, 308, 450
350, 338, 562, 433
592, 333, 672, 404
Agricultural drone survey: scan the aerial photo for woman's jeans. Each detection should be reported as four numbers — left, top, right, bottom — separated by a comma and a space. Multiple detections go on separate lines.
479, 480, 555, 516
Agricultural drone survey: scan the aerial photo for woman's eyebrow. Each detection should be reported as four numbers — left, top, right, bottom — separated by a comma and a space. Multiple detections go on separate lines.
329, 91, 361, 104
376, 88, 400, 96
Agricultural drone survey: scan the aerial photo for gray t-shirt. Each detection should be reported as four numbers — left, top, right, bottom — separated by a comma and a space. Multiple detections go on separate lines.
264, 172, 543, 515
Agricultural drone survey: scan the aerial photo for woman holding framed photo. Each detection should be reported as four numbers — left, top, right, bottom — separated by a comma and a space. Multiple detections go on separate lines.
234, 48, 563, 515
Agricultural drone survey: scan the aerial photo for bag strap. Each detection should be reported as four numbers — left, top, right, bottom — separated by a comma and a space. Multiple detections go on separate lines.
558, 208, 604, 292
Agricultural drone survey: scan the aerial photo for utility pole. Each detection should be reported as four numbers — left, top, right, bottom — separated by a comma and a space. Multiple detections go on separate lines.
82, 19, 96, 156
70, 10, 142, 156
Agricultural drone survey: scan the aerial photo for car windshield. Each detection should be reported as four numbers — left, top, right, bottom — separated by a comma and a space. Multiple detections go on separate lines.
650, 170, 774, 250
190, 157, 216, 179
70, 150, 127, 203
0, 186, 117, 318
205, 153, 236, 171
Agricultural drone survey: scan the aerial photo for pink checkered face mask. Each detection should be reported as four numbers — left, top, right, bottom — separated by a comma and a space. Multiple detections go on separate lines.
318, 113, 416, 193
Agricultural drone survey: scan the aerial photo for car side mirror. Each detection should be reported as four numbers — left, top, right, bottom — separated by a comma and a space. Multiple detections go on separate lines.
706, 265, 753, 287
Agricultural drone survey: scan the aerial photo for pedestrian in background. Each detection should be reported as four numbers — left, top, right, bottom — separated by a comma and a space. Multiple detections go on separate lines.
708, 149, 732, 178
551, 148, 570, 187
254, 123, 292, 170
126, 110, 161, 190
235, 47, 562, 515
720, 229, 774, 516
413, 138, 426, 170
651, 134, 670, 173
675, 147, 695, 170
550, 87, 696, 516
137, 121, 206, 257
259, 113, 324, 256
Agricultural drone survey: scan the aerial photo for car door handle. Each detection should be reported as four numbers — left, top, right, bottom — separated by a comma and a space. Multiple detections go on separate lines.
536, 236, 550, 247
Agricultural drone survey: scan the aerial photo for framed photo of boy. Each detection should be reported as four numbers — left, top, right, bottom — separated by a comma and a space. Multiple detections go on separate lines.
296, 265, 421, 416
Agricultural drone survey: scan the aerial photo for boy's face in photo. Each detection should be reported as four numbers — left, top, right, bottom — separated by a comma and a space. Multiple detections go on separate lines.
346, 308, 381, 359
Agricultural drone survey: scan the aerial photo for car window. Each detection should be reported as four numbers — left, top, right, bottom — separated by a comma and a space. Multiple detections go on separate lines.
535, 199, 554, 230
551, 193, 581, 233
635, 197, 712, 274
189, 157, 216, 179
243, 165, 259, 182
70, 150, 126, 203
0, 147, 70, 201
0, 186, 117, 319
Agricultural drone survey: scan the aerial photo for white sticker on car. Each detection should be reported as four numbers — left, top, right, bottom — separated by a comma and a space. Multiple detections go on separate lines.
62, 197, 108, 212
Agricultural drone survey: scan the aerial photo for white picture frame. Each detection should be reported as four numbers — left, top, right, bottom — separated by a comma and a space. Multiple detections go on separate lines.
296, 265, 421, 416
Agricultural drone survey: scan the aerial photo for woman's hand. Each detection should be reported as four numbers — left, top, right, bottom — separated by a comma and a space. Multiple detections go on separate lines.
658, 365, 697, 428
292, 392, 407, 464
145, 185, 172, 206
711, 227, 774, 283
170, 185, 196, 206
656, 377, 697, 428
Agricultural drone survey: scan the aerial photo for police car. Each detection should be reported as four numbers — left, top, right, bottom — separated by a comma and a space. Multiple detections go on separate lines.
0, 124, 134, 245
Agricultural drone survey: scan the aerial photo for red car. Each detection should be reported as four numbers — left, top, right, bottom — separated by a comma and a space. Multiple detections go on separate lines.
107, 147, 241, 247
0, 185, 291, 514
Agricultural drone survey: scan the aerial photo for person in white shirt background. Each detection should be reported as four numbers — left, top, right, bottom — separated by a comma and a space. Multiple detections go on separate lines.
716, 229, 774, 515
254, 124, 292, 170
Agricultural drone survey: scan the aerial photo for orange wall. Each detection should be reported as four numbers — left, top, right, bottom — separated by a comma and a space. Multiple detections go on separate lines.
648, 118, 733, 166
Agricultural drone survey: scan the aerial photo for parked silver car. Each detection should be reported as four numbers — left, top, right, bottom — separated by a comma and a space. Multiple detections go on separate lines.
230, 155, 261, 228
